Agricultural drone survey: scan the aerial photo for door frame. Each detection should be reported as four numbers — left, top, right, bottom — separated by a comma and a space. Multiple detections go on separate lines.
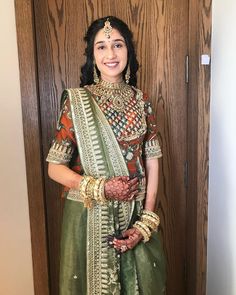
14, 1, 211, 294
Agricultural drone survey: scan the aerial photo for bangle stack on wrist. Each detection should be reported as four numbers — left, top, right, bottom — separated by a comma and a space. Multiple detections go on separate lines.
78, 176, 107, 208
141, 210, 160, 231
93, 177, 107, 204
133, 221, 151, 242
79, 176, 93, 208
133, 210, 160, 243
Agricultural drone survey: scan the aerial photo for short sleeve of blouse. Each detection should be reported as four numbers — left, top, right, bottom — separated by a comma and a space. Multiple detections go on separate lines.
143, 94, 162, 159
46, 94, 77, 164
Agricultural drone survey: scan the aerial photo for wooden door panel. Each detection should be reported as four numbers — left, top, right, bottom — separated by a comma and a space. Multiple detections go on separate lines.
33, 1, 188, 294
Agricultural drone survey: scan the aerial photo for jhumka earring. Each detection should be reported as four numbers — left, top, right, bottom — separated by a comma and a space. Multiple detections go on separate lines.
93, 64, 99, 84
125, 64, 130, 84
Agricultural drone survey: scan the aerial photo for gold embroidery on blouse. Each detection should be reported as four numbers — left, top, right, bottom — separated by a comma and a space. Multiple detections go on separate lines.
46, 141, 73, 164
144, 138, 162, 159
116, 88, 147, 141
86, 86, 147, 142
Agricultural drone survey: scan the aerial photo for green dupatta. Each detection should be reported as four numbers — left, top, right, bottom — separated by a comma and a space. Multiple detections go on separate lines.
59, 88, 166, 295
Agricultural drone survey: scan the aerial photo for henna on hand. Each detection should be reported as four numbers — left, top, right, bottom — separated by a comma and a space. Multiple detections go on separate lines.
104, 176, 139, 201
113, 228, 143, 252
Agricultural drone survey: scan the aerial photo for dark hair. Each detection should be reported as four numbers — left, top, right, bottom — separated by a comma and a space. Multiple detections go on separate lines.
80, 16, 139, 87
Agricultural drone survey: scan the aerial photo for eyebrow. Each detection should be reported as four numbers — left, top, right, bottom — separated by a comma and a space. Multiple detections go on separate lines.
94, 39, 126, 45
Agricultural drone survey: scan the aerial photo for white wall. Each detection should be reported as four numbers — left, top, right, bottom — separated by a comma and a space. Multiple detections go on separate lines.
0, 1, 34, 295
207, 1, 236, 295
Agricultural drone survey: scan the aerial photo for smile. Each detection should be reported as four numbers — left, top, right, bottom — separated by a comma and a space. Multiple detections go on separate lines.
104, 62, 119, 68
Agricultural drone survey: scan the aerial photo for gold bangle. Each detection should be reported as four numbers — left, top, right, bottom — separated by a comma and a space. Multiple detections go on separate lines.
141, 216, 159, 231
133, 224, 150, 243
78, 176, 107, 208
85, 178, 96, 208
78, 176, 94, 208
93, 178, 102, 201
142, 210, 160, 221
142, 210, 160, 227
78, 176, 92, 195
133, 221, 151, 243
97, 177, 107, 204
141, 213, 160, 231
135, 221, 152, 236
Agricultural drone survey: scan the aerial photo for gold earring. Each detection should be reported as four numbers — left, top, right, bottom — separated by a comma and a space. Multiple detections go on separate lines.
93, 64, 99, 84
125, 64, 130, 84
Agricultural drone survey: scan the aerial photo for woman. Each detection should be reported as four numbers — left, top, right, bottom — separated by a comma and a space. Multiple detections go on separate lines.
47, 16, 166, 295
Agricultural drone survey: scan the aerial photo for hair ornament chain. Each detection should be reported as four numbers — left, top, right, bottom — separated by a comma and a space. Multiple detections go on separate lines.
103, 18, 113, 39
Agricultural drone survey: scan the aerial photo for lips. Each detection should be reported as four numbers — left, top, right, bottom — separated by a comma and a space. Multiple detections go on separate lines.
104, 62, 119, 68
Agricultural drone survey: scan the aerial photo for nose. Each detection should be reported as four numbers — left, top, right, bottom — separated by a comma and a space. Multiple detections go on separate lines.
106, 47, 116, 59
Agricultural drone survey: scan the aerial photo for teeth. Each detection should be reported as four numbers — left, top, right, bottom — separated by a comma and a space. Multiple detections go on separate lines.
105, 63, 118, 66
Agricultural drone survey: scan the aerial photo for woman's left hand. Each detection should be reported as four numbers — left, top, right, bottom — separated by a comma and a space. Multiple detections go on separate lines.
113, 228, 143, 253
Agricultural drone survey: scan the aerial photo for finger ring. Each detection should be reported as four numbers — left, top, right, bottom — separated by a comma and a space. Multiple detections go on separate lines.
120, 245, 128, 252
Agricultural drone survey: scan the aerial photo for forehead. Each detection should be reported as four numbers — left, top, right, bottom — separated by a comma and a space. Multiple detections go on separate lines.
94, 28, 125, 44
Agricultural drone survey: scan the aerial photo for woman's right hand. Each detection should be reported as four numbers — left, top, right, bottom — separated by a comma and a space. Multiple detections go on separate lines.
104, 176, 139, 201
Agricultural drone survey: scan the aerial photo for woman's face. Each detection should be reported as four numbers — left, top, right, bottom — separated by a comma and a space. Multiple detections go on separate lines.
93, 28, 128, 83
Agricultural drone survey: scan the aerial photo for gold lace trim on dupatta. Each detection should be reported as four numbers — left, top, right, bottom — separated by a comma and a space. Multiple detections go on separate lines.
65, 88, 137, 295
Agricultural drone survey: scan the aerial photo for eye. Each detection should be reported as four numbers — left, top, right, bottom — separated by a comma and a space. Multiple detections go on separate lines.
97, 45, 105, 50
114, 43, 123, 48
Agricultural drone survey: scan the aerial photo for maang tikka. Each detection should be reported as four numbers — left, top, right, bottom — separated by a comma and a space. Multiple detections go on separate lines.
103, 18, 113, 39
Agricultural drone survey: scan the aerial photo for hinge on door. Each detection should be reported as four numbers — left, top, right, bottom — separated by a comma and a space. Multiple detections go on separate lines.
185, 55, 189, 83
184, 161, 188, 188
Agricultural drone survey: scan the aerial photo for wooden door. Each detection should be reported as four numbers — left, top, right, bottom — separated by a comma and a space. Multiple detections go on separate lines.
15, 0, 212, 294
34, 1, 188, 294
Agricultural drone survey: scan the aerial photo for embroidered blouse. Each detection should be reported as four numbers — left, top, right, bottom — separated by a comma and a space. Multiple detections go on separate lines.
46, 87, 162, 193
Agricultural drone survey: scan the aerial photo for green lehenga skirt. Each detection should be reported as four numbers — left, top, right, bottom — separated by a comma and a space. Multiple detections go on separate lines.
59, 199, 166, 295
